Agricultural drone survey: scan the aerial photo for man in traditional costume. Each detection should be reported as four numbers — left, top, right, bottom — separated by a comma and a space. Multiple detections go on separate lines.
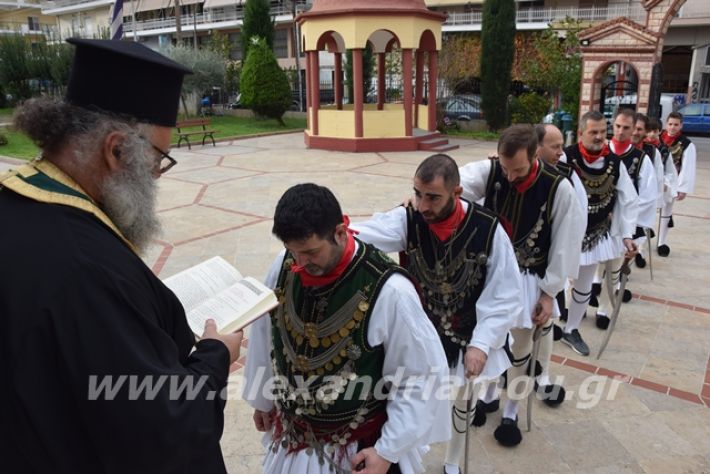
0, 39, 242, 473
351, 155, 521, 473
457, 125, 584, 446
560, 110, 638, 356
657, 111, 697, 257
243, 183, 451, 474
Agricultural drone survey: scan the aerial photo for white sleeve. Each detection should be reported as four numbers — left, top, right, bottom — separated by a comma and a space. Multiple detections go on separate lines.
368, 274, 451, 463
653, 149, 664, 208
570, 171, 588, 226
459, 159, 493, 203
636, 155, 659, 229
678, 143, 696, 194
242, 252, 285, 412
539, 179, 584, 295
611, 164, 639, 240
664, 150, 679, 202
470, 224, 522, 354
350, 206, 408, 254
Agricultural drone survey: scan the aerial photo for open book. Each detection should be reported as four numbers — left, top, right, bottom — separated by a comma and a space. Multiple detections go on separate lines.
163, 256, 277, 336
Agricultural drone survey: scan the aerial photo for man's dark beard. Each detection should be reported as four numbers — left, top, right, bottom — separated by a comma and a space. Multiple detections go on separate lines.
427, 196, 456, 223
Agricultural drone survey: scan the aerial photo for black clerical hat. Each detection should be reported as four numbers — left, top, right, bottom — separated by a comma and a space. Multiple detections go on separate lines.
65, 38, 192, 127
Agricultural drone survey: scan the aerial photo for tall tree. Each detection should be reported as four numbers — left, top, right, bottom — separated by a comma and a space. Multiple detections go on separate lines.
480, 0, 516, 130
240, 37, 291, 125
241, 0, 274, 61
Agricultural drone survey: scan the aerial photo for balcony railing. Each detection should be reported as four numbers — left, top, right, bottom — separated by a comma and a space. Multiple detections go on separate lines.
124, 1, 308, 33
0, 21, 59, 36
443, 5, 646, 26
41, 0, 112, 10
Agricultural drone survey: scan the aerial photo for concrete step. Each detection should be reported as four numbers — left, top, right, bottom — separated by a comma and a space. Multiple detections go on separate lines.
426, 143, 459, 152
418, 138, 448, 150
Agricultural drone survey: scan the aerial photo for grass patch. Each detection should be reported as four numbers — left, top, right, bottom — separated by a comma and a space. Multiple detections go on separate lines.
443, 128, 500, 141
172, 114, 306, 144
0, 114, 306, 159
0, 127, 39, 159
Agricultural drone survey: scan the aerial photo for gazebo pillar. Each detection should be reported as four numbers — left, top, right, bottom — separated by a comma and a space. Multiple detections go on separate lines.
414, 50, 424, 127
305, 51, 311, 130
427, 50, 438, 132
309, 50, 320, 135
334, 52, 343, 110
377, 52, 386, 110
353, 48, 364, 138
403, 48, 413, 136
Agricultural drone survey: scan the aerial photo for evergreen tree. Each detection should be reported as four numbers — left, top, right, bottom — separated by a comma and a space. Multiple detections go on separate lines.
241, 0, 274, 61
240, 37, 291, 124
480, 0, 516, 130
344, 46, 374, 104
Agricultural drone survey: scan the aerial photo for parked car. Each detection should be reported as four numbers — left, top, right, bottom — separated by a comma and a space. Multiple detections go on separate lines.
675, 102, 710, 135
439, 95, 482, 121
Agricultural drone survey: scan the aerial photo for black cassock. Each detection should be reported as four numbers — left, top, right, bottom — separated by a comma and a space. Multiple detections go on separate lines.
0, 188, 231, 473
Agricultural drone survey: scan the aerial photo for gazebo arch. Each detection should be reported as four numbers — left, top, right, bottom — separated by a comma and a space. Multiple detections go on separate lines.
296, 0, 450, 152
578, 0, 689, 123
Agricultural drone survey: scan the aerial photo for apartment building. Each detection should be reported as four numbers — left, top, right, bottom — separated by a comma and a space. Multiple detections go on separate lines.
0, 0, 58, 40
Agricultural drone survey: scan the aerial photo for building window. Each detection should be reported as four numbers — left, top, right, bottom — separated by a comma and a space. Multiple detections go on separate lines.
273, 28, 288, 58
228, 32, 242, 60
705, 47, 710, 66
27, 16, 40, 31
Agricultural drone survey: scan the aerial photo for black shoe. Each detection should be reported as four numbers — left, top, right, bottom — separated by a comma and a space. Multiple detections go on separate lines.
494, 417, 522, 447
535, 382, 566, 406
596, 313, 610, 330
471, 398, 499, 427
561, 329, 590, 356
658, 245, 670, 257
635, 253, 647, 268
668, 216, 674, 228
553, 323, 564, 341
615, 289, 632, 303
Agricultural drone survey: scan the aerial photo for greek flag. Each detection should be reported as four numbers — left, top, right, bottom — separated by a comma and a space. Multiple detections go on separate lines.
110, 0, 124, 40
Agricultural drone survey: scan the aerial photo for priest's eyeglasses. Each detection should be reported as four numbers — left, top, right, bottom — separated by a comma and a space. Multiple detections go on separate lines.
151, 145, 177, 174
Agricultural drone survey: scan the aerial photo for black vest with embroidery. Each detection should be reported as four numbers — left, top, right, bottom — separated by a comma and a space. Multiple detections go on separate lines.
403, 201, 496, 367
642, 143, 659, 171
615, 146, 645, 193
656, 142, 671, 168
555, 161, 576, 184
564, 144, 621, 252
666, 134, 692, 174
270, 241, 406, 453
483, 159, 562, 279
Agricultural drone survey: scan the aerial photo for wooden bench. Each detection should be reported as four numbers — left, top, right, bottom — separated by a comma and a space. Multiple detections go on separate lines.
175, 118, 217, 150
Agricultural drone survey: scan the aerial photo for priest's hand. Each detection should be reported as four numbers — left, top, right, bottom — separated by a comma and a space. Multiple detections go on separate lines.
253, 409, 274, 432
351, 447, 391, 474
201, 319, 243, 364
677, 192, 687, 201
464, 346, 487, 378
622, 238, 638, 258
532, 293, 553, 326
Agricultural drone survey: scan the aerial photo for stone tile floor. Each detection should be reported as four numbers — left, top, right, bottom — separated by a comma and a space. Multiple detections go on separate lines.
2, 134, 709, 473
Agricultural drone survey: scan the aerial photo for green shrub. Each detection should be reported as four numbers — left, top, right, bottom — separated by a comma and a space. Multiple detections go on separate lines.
240, 37, 291, 124
510, 92, 550, 124
0, 132, 8, 146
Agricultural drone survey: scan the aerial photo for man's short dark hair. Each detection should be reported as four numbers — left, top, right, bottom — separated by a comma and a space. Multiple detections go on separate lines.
647, 117, 662, 132
498, 124, 537, 161
613, 107, 636, 122
634, 112, 649, 128
272, 183, 343, 243
667, 111, 684, 123
579, 110, 605, 132
415, 154, 460, 189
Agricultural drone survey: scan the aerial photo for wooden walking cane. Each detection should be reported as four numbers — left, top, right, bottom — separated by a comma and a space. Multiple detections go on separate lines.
464, 379, 473, 474
597, 257, 632, 359
527, 323, 543, 433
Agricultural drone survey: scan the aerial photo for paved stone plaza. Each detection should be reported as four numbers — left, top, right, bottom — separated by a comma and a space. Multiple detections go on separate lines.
2, 133, 709, 473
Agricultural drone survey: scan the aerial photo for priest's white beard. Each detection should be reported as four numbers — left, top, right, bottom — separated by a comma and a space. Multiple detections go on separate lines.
101, 134, 161, 253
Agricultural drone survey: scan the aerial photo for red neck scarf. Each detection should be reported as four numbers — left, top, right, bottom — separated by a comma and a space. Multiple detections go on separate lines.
291, 216, 357, 287
660, 130, 679, 147
514, 158, 539, 194
634, 140, 644, 150
611, 138, 632, 153
645, 137, 660, 147
428, 198, 465, 242
578, 142, 610, 164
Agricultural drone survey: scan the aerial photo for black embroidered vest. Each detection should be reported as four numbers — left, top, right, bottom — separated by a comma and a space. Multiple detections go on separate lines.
666, 134, 692, 174
555, 161, 576, 184
403, 200, 497, 367
615, 146, 645, 193
483, 159, 563, 279
564, 145, 621, 252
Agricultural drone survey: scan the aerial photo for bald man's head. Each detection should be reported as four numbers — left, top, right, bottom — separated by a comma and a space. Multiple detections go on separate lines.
537, 124, 565, 166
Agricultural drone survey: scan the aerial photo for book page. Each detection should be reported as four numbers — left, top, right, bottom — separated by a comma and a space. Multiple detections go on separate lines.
186, 277, 277, 335
163, 257, 242, 313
